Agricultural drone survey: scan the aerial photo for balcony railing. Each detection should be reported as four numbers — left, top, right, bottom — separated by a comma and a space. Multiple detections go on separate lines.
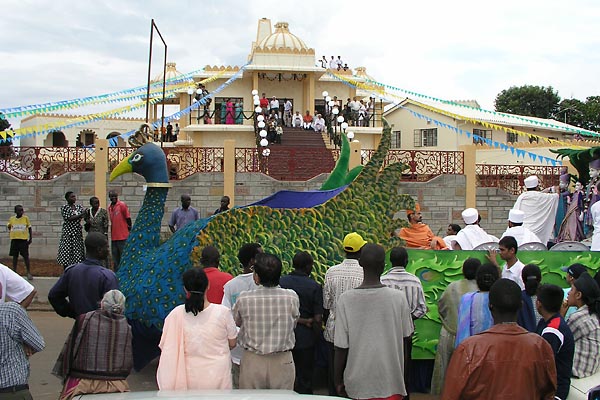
0, 146, 96, 180
361, 149, 465, 181
476, 164, 562, 195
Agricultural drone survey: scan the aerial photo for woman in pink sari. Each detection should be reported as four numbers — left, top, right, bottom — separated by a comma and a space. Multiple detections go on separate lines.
225, 99, 235, 125
157, 268, 237, 390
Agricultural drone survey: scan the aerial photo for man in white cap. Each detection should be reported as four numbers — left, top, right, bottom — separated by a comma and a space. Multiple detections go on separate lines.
501, 209, 542, 246
513, 175, 559, 246
453, 208, 497, 250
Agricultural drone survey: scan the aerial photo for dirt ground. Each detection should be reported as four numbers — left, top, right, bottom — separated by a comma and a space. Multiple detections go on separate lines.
0, 258, 63, 277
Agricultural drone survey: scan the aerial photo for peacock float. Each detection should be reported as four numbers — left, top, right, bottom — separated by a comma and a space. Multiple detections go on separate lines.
110, 119, 414, 369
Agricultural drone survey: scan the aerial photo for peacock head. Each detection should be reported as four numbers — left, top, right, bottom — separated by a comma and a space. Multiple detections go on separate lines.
110, 125, 169, 184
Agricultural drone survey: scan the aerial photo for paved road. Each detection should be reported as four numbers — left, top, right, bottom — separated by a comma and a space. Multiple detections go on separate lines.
28, 311, 437, 399
28, 311, 159, 400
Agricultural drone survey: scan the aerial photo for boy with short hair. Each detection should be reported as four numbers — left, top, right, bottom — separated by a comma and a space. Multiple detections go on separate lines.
536, 284, 575, 400
7, 205, 32, 280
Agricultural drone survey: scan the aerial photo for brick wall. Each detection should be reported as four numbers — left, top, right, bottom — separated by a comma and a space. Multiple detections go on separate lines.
0, 172, 517, 260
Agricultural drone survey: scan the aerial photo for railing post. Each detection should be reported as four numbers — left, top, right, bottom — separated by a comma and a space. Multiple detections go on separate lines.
223, 140, 235, 206
95, 139, 109, 209
460, 145, 477, 208
349, 141, 361, 170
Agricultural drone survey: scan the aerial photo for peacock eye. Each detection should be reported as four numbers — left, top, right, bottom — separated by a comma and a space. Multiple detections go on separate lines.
131, 153, 143, 163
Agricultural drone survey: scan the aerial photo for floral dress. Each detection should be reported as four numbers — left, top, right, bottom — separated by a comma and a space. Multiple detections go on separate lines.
57, 204, 85, 267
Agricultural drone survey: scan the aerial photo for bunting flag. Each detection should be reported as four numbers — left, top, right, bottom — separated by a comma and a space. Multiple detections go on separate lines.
107, 61, 251, 146
336, 72, 599, 138
328, 70, 583, 148
328, 71, 562, 166
0, 68, 231, 142
0, 68, 204, 118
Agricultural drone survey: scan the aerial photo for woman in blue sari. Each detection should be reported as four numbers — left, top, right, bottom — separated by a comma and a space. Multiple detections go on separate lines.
455, 263, 499, 346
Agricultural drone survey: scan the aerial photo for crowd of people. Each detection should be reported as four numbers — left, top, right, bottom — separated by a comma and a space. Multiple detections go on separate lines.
318, 55, 349, 72
2, 170, 600, 399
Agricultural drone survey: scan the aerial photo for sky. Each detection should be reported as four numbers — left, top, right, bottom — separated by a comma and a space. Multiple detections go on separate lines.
2, 0, 600, 129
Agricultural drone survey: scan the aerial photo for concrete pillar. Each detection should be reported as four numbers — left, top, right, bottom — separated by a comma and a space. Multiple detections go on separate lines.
349, 140, 361, 170
460, 144, 477, 208
95, 139, 109, 209
223, 139, 236, 206
307, 73, 315, 114
252, 72, 259, 93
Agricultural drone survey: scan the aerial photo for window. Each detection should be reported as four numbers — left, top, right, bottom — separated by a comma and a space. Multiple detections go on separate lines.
506, 132, 518, 143
473, 129, 491, 144
391, 130, 401, 148
414, 128, 437, 147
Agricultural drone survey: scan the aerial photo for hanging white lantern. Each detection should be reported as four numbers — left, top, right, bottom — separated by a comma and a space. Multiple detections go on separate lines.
259, 130, 268, 138
322, 91, 329, 97
253, 99, 260, 106
253, 94, 260, 101
251, 89, 259, 95
325, 96, 332, 102
196, 89, 202, 94
260, 138, 269, 146
337, 116, 344, 123
257, 121, 266, 128
262, 148, 271, 157
341, 122, 349, 130
257, 115, 265, 122
255, 106, 262, 113
187, 88, 194, 95
332, 107, 339, 115
347, 131, 355, 140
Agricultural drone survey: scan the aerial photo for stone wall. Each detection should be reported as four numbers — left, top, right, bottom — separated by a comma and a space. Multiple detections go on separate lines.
0, 171, 518, 260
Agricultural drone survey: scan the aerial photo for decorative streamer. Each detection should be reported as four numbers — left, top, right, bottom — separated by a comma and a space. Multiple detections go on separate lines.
328, 71, 562, 166
328, 70, 582, 147
346, 73, 599, 138
0, 68, 231, 142
107, 62, 251, 147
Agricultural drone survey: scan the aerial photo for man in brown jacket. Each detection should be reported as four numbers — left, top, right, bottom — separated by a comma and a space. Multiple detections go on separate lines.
442, 278, 557, 400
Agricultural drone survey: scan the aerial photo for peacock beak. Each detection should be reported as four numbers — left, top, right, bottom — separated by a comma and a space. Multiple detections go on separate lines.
110, 156, 133, 181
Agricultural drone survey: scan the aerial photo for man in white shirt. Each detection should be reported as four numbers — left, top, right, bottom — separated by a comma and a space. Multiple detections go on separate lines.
283, 99, 293, 127
453, 208, 497, 250
501, 209, 542, 246
221, 243, 262, 388
486, 236, 525, 290
0, 263, 36, 308
513, 175, 559, 245
313, 114, 326, 133
270, 96, 280, 119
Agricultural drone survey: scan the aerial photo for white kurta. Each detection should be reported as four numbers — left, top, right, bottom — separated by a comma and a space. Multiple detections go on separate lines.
501, 226, 542, 246
591, 201, 600, 251
454, 225, 497, 250
513, 191, 559, 245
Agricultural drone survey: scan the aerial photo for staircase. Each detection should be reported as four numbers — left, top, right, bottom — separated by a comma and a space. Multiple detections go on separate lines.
265, 126, 336, 181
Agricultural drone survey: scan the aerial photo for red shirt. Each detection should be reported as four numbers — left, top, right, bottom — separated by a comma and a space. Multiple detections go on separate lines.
259, 98, 269, 109
203, 267, 233, 303
108, 200, 131, 241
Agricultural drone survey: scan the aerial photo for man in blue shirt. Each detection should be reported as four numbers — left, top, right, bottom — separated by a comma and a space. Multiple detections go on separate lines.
536, 284, 575, 400
48, 232, 118, 318
280, 251, 323, 394
168, 194, 199, 233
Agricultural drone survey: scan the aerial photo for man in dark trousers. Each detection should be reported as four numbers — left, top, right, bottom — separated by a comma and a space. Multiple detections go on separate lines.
280, 251, 323, 394
48, 232, 118, 318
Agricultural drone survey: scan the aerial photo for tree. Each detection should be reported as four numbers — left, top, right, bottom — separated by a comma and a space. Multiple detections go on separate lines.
494, 85, 560, 118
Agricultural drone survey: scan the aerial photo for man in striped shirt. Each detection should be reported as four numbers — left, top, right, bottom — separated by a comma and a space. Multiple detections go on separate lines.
382, 246, 427, 400
233, 252, 300, 389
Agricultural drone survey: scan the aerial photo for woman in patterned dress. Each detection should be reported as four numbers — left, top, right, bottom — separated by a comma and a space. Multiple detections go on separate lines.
57, 191, 86, 269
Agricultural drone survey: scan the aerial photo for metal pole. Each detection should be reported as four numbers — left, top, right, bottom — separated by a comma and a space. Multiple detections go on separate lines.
145, 19, 154, 124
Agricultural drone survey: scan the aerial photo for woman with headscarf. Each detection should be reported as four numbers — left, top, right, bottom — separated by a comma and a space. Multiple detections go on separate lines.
57, 191, 86, 269
566, 272, 600, 378
517, 263, 542, 331
455, 263, 500, 346
53, 290, 133, 399
157, 268, 237, 390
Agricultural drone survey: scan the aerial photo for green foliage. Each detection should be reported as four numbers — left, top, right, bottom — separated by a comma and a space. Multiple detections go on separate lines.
494, 85, 560, 118
404, 249, 600, 359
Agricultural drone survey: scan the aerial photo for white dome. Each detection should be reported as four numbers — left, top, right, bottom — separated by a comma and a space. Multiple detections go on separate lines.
257, 22, 309, 52
152, 62, 184, 83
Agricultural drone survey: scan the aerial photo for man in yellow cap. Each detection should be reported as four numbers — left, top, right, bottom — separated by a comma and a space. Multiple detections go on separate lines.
398, 204, 448, 250
323, 232, 366, 395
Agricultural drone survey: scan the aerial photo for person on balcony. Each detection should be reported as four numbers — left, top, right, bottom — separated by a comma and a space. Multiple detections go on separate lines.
292, 111, 303, 128
225, 99, 235, 125
313, 114, 325, 133
235, 100, 243, 125
397, 203, 448, 249
513, 175, 559, 246
302, 111, 313, 130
